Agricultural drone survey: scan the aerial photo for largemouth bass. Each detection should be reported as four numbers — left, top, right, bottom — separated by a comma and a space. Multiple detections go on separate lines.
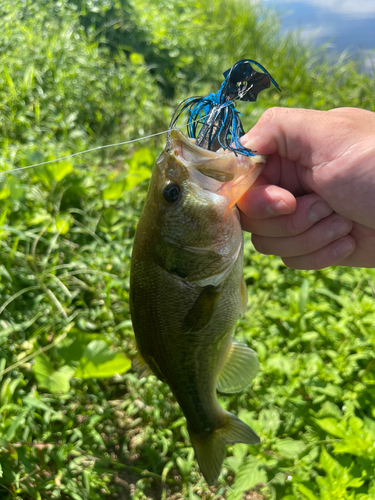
130, 129, 266, 484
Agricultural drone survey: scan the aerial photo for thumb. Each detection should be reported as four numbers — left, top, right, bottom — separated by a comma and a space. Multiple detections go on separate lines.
241, 107, 332, 167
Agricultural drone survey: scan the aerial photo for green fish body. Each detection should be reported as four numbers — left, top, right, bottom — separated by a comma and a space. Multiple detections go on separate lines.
130, 129, 265, 484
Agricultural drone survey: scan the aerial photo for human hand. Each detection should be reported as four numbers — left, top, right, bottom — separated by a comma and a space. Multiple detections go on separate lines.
238, 107, 375, 269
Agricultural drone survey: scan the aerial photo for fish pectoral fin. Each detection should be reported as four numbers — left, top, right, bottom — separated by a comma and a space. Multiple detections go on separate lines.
131, 351, 155, 378
189, 411, 260, 485
217, 340, 259, 393
183, 285, 222, 331
240, 275, 248, 318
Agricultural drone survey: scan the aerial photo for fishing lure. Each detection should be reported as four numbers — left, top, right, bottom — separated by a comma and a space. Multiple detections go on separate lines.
169, 59, 281, 156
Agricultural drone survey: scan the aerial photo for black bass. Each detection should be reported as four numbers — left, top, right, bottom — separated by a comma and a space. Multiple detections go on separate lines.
130, 129, 265, 484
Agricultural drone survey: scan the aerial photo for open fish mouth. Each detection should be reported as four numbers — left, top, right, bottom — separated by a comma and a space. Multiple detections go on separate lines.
169, 128, 230, 160
168, 128, 266, 207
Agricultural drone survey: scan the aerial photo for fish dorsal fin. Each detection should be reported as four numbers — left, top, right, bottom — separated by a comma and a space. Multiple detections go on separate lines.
240, 275, 248, 318
217, 341, 259, 393
184, 285, 222, 331
132, 351, 154, 378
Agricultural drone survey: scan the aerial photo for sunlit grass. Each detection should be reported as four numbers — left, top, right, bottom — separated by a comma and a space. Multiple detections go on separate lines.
1, 0, 375, 499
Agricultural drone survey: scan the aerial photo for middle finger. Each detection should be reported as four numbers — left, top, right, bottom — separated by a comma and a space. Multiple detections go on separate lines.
241, 193, 333, 237
251, 213, 353, 257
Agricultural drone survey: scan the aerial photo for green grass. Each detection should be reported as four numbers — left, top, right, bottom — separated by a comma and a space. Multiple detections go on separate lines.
2, 161, 375, 499
1, 0, 375, 499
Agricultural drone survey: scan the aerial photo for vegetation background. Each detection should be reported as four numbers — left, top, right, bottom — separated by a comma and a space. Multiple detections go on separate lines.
1, 0, 375, 498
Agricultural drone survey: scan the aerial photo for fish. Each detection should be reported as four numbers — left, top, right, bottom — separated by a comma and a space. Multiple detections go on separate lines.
129, 128, 266, 485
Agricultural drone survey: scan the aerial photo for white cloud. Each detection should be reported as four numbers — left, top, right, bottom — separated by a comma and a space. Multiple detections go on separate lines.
296, 24, 337, 43
263, 0, 375, 17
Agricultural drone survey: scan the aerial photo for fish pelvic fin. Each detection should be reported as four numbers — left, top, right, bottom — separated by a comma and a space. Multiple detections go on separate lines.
189, 412, 260, 485
217, 340, 259, 394
132, 351, 155, 378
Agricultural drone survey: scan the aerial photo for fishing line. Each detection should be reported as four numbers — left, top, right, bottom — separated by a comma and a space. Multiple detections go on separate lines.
0, 114, 211, 178
1, 60, 279, 179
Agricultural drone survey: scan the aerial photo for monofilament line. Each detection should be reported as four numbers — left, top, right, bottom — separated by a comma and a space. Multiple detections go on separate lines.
1, 114, 212, 178
1, 130, 168, 177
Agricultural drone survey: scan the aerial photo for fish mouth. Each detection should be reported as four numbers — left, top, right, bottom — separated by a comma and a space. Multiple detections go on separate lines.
168, 128, 266, 206
169, 128, 238, 183
169, 128, 230, 161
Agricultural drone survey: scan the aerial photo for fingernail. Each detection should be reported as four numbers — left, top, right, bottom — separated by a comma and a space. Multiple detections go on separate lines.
333, 238, 354, 258
329, 218, 352, 239
241, 136, 260, 152
241, 139, 254, 149
267, 199, 290, 216
309, 200, 332, 222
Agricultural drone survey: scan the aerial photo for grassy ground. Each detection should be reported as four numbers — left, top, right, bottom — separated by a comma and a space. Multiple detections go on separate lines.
2, 157, 375, 500
1, 0, 375, 499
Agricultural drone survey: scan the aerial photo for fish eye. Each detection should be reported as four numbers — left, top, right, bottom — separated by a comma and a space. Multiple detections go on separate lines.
162, 183, 180, 203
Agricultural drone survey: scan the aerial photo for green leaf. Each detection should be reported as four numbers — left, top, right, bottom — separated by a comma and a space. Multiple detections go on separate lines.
227, 490, 243, 500
102, 179, 127, 200
48, 215, 72, 234
3, 65, 16, 96
301, 446, 320, 465
0, 180, 10, 200
74, 340, 131, 379
230, 456, 267, 493
176, 456, 192, 477
124, 148, 154, 190
5, 409, 28, 440
314, 383, 343, 399
273, 438, 305, 459
298, 279, 309, 314
258, 407, 280, 437
52, 160, 73, 182
266, 354, 293, 375
33, 353, 74, 394
125, 166, 151, 191
57, 331, 109, 364
319, 447, 342, 476
347, 477, 365, 488
314, 418, 346, 438
22, 396, 54, 412
296, 484, 319, 500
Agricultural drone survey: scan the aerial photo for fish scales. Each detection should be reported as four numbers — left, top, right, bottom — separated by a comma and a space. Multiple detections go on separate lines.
131, 235, 242, 432
130, 129, 266, 484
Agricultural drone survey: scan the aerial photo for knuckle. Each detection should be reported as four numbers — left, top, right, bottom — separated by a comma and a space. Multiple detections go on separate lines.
258, 107, 281, 125
298, 232, 314, 254
258, 106, 296, 126
282, 215, 300, 237
308, 251, 327, 270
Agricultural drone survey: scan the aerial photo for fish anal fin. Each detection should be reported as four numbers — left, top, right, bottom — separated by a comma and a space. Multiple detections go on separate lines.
217, 340, 259, 394
189, 411, 260, 485
240, 275, 248, 318
183, 285, 222, 331
132, 351, 154, 378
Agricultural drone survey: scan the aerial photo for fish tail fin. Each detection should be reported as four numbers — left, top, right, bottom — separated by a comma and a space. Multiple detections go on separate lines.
189, 411, 260, 485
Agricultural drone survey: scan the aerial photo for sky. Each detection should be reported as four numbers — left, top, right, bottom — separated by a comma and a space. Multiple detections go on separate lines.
279, 0, 375, 16
263, 0, 375, 57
